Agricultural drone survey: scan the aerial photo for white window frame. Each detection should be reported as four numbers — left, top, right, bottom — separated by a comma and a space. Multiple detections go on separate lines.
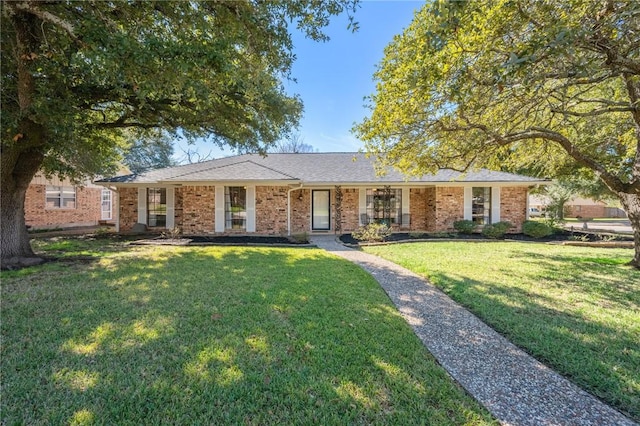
46, 185, 76, 209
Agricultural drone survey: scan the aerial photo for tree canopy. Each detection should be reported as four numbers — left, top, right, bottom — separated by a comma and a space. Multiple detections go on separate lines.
122, 130, 176, 174
1, 0, 357, 265
354, 0, 640, 267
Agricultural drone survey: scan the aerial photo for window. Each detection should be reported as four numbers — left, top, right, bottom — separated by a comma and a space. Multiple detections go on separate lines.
147, 188, 166, 227
46, 186, 76, 209
225, 186, 246, 230
366, 187, 402, 225
101, 189, 112, 220
472, 187, 491, 225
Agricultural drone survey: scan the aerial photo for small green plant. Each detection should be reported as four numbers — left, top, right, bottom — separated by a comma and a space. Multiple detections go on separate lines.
161, 227, 182, 239
570, 234, 590, 242
598, 234, 618, 242
522, 220, 553, 238
453, 220, 477, 234
481, 221, 512, 239
289, 232, 309, 243
352, 223, 392, 242
409, 231, 427, 239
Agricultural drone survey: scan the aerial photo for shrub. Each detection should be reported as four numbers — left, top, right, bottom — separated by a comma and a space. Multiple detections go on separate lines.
453, 220, 477, 234
352, 223, 392, 242
409, 231, 427, 239
522, 220, 553, 238
481, 221, 512, 239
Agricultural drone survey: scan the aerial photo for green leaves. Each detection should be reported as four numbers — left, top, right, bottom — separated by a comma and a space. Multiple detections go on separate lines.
354, 0, 640, 191
2, 0, 357, 179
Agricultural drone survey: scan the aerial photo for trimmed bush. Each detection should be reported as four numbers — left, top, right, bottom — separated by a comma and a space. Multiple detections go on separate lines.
522, 220, 553, 238
481, 221, 512, 239
453, 220, 477, 234
352, 223, 392, 242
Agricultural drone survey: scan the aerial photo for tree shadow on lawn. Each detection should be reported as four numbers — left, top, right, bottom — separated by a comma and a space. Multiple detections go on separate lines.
425, 255, 639, 421
1, 247, 494, 425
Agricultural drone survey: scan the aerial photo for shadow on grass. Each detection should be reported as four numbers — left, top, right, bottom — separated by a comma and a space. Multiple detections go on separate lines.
1, 246, 493, 425
421, 249, 639, 422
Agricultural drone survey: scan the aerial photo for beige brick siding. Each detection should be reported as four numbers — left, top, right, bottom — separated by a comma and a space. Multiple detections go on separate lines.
181, 186, 215, 234
340, 188, 360, 232
435, 187, 464, 231
118, 188, 138, 232
408, 188, 431, 231
291, 189, 310, 234
25, 184, 103, 229
115, 184, 531, 235
256, 186, 288, 234
500, 187, 528, 232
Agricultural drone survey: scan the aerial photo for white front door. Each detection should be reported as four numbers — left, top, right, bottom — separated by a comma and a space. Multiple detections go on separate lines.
101, 189, 112, 220
312, 190, 330, 230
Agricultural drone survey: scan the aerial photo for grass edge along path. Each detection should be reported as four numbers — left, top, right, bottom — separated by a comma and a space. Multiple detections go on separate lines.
363, 241, 640, 422
2, 240, 496, 425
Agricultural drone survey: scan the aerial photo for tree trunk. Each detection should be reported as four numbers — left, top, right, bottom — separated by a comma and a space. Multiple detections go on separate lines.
0, 174, 43, 269
0, 8, 47, 269
618, 192, 640, 269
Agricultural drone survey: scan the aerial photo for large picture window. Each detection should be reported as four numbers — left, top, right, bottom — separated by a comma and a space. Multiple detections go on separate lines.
366, 187, 402, 225
147, 188, 167, 227
225, 186, 246, 230
46, 186, 76, 209
472, 187, 491, 225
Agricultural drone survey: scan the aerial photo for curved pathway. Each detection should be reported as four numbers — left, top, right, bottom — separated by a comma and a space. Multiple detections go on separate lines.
311, 235, 637, 426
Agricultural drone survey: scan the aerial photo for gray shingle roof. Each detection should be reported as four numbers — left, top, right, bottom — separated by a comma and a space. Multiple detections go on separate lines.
97, 153, 546, 185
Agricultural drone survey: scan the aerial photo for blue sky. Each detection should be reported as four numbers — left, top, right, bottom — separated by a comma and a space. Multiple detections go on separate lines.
174, 1, 423, 160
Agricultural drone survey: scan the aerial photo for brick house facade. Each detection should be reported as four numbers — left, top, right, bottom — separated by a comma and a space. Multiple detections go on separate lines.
25, 174, 116, 230
98, 153, 544, 235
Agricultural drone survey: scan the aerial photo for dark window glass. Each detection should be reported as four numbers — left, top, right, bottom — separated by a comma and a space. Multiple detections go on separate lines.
225, 186, 246, 230
366, 188, 402, 225
147, 188, 167, 227
472, 187, 491, 225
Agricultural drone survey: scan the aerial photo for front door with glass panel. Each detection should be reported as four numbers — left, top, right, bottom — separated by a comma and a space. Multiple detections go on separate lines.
101, 189, 112, 220
312, 190, 330, 230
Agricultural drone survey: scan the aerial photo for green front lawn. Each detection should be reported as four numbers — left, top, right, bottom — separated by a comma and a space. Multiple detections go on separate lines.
2, 239, 494, 425
363, 241, 640, 421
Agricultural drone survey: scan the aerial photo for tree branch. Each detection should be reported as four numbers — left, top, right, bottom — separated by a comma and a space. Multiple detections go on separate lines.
550, 106, 635, 117
6, 1, 83, 46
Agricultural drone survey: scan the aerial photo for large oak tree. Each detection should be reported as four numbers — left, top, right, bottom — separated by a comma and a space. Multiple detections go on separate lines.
354, 0, 640, 267
1, 0, 356, 267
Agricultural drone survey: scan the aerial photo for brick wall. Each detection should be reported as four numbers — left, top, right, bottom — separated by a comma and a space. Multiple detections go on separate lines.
500, 187, 528, 232
118, 188, 138, 232
25, 184, 102, 229
435, 187, 464, 231
181, 186, 215, 234
291, 189, 310, 234
256, 186, 288, 234
409, 188, 428, 231
566, 205, 606, 218
340, 188, 360, 232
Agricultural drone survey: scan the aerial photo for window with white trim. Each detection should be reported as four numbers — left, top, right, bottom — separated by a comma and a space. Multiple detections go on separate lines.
366, 187, 402, 225
472, 187, 491, 225
147, 188, 167, 227
225, 186, 246, 230
46, 186, 76, 209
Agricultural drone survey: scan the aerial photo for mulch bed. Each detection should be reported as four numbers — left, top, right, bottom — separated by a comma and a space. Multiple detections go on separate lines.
338, 230, 633, 246
132, 235, 311, 246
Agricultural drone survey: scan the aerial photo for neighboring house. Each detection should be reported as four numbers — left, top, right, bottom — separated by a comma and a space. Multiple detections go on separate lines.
529, 196, 626, 218
96, 153, 546, 235
25, 173, 116, 230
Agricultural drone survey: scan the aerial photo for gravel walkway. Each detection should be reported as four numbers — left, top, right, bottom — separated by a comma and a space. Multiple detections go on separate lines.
311, 235, 637, 426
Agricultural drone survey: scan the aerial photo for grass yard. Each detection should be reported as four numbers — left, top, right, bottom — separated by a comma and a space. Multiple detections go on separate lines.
1, 238, 495, 425
363, 241, 640, 421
